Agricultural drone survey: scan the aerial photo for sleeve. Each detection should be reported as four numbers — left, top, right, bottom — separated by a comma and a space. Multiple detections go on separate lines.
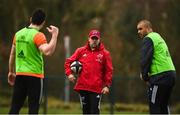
103, 50, 113, 87
33, 32, 47, 47
64, 48, 82, 76
140, 37, 153, 81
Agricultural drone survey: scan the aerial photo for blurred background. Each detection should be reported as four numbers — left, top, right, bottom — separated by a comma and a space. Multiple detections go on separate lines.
0, 0, 180, 114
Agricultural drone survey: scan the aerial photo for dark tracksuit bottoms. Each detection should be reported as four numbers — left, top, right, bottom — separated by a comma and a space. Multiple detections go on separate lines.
9, 75, 43, 114
148, 71, 176, 114
79, 90, 102, 114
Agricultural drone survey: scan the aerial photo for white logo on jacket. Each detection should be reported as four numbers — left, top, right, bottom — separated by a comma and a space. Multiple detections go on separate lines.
82, 53, 87, 57
96, 54, 103, 63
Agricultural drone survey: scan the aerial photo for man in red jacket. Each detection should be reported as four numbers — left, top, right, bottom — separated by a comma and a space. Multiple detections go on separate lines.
64, 29, 113, 114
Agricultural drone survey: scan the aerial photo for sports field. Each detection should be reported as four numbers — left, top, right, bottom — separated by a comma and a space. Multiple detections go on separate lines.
0, 97, 148, 114
1, 96, 180, 114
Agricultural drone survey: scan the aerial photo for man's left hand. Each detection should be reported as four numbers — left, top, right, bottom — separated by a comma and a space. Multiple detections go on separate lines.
101, 86, 109, 94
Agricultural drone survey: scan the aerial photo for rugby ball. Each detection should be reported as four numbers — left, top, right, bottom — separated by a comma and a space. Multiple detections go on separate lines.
70, 61, 82, 74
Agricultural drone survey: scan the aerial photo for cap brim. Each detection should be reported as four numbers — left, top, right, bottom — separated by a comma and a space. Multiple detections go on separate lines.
90, 35, 100, 39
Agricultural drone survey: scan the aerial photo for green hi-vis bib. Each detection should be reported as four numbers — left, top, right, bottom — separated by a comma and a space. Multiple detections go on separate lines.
146, 32, 175, 76
15, 27, 44, 75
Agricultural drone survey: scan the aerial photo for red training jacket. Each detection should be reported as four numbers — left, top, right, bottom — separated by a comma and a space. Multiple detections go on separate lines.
64, 42, 113, 93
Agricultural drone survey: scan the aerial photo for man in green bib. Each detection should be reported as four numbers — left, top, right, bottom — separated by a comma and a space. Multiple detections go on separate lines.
137, 20, 176, 114
8, 8, 59, 114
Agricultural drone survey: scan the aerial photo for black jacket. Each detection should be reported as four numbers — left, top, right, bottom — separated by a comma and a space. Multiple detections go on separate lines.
141, 37, 153, 81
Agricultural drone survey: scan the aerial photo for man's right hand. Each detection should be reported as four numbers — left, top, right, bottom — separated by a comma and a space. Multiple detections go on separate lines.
140, 73, 150, 86
8, 72, 16, 86
68, 74, 76, 83
47, 25, 59, 38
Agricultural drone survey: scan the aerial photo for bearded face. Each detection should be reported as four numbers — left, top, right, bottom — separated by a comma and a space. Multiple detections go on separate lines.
88, 36, 100, 49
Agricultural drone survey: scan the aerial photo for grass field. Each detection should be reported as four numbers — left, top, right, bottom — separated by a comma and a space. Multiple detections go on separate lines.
0, 96, 148, 114
1, 96, 180, 114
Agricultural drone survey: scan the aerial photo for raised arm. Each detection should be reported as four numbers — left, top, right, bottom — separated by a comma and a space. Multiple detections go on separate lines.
39, 25, 59, 56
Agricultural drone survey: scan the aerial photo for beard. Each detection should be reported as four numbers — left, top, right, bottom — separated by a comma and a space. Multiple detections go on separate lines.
91, 43, 97, 48
90, 42, 100, 49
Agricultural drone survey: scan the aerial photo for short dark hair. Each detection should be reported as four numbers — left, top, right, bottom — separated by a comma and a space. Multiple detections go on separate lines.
31, 8, 46, 25
138, 19, 152, 29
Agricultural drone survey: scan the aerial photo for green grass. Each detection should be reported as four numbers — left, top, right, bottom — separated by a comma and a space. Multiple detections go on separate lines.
0, 97, 149, 114
1, 96, 179, 114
